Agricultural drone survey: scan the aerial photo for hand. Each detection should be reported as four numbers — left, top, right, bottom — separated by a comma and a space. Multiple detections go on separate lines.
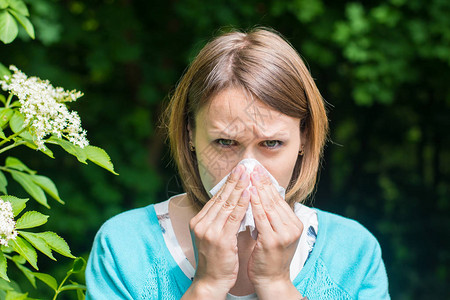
247, 165, 304, 288
188, 164, 250, 296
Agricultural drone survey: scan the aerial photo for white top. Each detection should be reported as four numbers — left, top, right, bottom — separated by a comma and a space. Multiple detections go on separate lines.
154, 193, 318, 299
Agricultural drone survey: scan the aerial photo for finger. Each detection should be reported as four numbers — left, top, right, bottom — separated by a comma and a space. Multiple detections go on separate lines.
222, 188, 250, 236
255, 166, 287, 220
199, 164, 246, 225
250, 170, 286, 233
190, 181, 227, 224
249, 186, 274, 234
260, 168, 303, 232
209, 170, 250, 232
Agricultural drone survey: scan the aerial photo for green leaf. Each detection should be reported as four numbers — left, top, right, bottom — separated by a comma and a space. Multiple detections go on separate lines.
14, 264, 35, 288
0, 126, 6, 139
5, 157, 36, 174
0, 251, 9, 282
85, 145, 118, 175
0, 170, 7, 194
0, 11, 18, 44
0, 278, 14, 290
0, 108, 14, 128
0, 195, 28, 217
10, 170, 49, 208
9, 111, 33, 140
31, 272, 57, 291
18, 231, 55, 261
47, 136, 87, 164
0, 0, 8, 9
23, 141, 55, 159
8, 101, 19, 108
7, 9, 34, 39
11, 255, 25, 264
59, 284, 86, 292
0, 62, 10, 79
15, 211, 48, 229
10, 236, 38, 270
7, 0, 28, 16
34, 232, 75, 259
5, 290, 28, 300
68, 257, 86, 274
31, 175, 64, 204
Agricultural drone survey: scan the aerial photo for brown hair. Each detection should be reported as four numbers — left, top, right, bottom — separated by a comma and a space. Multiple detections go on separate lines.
162, 27, 329, 211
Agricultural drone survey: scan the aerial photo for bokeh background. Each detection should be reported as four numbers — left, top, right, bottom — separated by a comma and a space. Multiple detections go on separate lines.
1, 0, 449, 298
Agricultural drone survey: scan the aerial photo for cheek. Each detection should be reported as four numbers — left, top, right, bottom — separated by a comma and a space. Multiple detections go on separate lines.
265, 155, 299, 189
196, 149, 235, 194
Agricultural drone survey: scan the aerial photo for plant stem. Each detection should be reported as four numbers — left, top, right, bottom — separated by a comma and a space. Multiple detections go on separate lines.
0, 140, 26, 154
5, 93, 13, 107
52, 271, 72, 300
0, 128, 27, 147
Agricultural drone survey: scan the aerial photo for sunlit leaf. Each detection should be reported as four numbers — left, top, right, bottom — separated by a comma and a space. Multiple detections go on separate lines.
0, 170, 7, 194
7, 8, 34, 39
0, 251, 9, 282
9, 111, 33, 140
32, 272, 57, 291
0, 278, 14, 290
0, 195, 28, 217
47, 136, 87, 164
5, 290, 28, 300
0, 0, 8, 9
0, 11, 18, 44
31, 175, 64, 204
34, 232, 75, 259
5, 157, 36, 174
7, 0, 29, 16
85, 145, 118, 175
15, 211, 49, 229
0, 108, 14, 128
10, 236, 38, 270
10, 170, 48, 208
19, 231, 55, 261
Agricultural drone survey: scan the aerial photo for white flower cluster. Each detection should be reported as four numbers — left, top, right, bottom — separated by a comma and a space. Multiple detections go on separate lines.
0, 66, 89, 149
0, 199, 18, 247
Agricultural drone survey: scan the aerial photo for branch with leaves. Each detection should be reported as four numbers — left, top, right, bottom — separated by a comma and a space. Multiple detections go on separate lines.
0, 0, 34, 44
0, 65, 117, 299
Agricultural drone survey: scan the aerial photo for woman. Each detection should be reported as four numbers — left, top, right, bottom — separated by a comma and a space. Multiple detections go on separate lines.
85, 27, 390, 299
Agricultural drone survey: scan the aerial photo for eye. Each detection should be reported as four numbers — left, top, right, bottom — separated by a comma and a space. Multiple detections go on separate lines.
215, 139, 236, 148
262, 140, 283, 149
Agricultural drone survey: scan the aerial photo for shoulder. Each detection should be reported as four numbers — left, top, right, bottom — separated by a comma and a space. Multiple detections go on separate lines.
99, 205, 156, 234
92, 204, 162, 255
315, 209, 379, 248
311, 209, 389, 298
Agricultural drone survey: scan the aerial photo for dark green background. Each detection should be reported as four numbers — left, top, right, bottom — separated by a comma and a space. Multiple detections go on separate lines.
1, 0, 449, 298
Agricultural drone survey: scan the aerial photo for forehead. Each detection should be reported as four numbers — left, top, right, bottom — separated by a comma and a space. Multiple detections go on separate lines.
196, 88, 300, 137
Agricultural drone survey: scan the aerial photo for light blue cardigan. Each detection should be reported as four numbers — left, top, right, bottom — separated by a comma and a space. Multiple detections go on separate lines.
85, 203, 390, 299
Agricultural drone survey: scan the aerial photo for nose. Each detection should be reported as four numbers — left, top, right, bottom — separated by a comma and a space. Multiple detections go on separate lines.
239, 146, 257, 161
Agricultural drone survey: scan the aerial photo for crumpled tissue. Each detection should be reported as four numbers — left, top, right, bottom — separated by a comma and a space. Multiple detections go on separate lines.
209, 158, 286, 240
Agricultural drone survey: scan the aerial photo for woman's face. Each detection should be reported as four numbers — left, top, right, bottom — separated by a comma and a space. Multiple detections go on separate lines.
190, 88, 304, 196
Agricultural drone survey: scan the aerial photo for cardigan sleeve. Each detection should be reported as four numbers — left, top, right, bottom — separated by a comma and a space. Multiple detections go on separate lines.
356, 236, 390, 299
85, 222, 133, 300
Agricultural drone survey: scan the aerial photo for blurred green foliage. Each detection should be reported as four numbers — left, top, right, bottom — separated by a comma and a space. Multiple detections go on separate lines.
1, 0, 449, 299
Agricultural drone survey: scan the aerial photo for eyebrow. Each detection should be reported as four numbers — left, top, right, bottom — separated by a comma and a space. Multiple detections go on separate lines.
207, 129, 290, 140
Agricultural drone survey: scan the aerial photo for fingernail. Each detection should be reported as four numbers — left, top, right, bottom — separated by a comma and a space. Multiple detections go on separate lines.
250, 187, 258, 195
240, 171, 248, 181
253, 171, 260, 181
242, 189, 249, 197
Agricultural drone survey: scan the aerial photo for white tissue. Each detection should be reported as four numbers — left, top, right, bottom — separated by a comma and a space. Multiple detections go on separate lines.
209, 158, 286, 240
